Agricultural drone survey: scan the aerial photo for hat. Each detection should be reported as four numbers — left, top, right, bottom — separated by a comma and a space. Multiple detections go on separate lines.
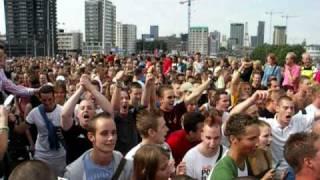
180, 82, 193, 92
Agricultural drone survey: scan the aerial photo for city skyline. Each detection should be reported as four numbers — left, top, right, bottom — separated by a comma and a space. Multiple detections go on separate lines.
1, 0, 320, 44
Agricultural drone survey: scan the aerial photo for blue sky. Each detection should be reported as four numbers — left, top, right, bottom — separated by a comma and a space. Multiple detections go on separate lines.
1, 0, 319, 44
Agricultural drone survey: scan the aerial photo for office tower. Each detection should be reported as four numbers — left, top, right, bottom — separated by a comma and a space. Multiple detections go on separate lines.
273, 26, 287, 45
150, 25, 159, 39
230, 23, 244, 48
208, 31, 220, 56
57, 30, 83, 56
188, 27, 208, 55
122, 24, 137, 55
116, 22, 123, 49
4, 0, 57, 57
257, 21, 265, 46
251, 36, 258, 48
83, 0, 116, 56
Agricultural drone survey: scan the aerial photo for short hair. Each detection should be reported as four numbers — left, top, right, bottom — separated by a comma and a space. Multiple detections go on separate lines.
136, 109, 163, 138
130, 81, 142, 90
311, 84, 320, 97
224, 113, 259, 138
277, 95, 293, 106
267, 53, 276, 61
287, 52, 297, 60
205, 109, 223, 126
9, 160, 56, 180
54, 80, 66, 93
87, 112, 114, 134
213, 89, 228, 106
284, 132, 320, 173
133, 144, 170, 180
182, 112, 205, 133
267, 77, 278, 88
39, 84, 54, 95
158, 85, 173, 97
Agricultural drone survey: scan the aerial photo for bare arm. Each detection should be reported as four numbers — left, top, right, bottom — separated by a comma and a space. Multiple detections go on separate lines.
111, 71, 125, 113
230, 90, 269, 116
184, 79, 211, 105
60, 85, 84, 131
0, 106, 8, 160
141, 73, 154, 107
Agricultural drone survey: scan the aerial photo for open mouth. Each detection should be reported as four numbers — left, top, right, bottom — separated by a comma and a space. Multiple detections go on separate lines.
285, 115, 292, 119
83, 113, 90, 119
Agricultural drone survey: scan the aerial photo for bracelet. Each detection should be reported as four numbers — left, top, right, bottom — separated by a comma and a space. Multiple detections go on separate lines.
0, 126, 9, 133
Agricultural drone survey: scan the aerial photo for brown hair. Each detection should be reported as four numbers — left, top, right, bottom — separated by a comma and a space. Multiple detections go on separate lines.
9, 160, 56, 180
224, 113, 259, 138
136, 109, 163, 138
87, 112, 114, 135
158, 85, 173, 97
133, 144, 170, 180
284, 132, 320, 173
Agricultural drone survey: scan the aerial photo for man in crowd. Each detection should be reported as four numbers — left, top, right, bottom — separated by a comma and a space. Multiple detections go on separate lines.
64, 112, 132, 179
284, 132, 320, 180
182, 112, 228, 179
61, 74, 113, 163
166, 112, 205, 165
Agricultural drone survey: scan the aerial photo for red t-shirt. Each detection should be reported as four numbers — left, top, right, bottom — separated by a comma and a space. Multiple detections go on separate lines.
166, 129, 199, 165
162, 57, 172, 75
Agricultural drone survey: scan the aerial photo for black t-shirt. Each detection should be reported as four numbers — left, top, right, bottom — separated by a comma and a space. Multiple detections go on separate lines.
161, 101, 187, 135
63, 121, 92, 164
258, 108, 275, 119
114, 106, 141, 156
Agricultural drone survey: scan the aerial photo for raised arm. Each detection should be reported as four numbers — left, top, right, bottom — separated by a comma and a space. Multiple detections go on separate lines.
0, 106, 8, 160
60, 85, 84, 131
111, 71, 124, 113
82, 75, 114, 116
184, 79, 211, 105
141, 71, 154, 107
230, 90, 269, 116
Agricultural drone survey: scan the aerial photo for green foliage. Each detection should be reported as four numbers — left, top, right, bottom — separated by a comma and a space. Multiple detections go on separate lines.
250, 44, 306, 65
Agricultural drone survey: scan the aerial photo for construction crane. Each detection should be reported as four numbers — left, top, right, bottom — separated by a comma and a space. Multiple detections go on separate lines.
281, 15, 298, 42
266, 11, 283, 44
179, 0, 196, 34
282, 15, 298, 29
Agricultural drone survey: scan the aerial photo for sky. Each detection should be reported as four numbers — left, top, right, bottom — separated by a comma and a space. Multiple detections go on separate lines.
1, 0, 320, 44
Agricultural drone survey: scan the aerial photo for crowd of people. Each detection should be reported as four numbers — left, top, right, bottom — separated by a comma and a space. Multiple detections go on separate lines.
1, 41, 320, 180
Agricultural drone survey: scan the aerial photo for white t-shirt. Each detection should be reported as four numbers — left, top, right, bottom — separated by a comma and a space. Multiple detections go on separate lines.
305, 103, 319, 116
183, 144, 228, 180
125, 142, 173, 161
259, 113, 314, 170
26, 105, 66, 159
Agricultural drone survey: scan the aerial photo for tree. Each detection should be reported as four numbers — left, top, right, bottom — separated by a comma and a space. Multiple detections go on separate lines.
251, 44, 305, 65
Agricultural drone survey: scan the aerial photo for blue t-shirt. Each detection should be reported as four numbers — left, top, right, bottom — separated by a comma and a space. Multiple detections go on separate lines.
83, 152, 114, 180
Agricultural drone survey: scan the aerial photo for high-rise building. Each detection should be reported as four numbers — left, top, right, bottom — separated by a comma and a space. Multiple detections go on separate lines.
208, 31, 220, 56
251, 36, 258, 48
122, 24, 137, 55
230, 23, 244, 48
83, 0, 116, 56
150, 25, 159, 39
257, 21, 265, 46
273, 26, 287, 45
188, 27, 208, 55
4, 0, 57, 57
116, 22, 123, 49
57, 30, 83, 56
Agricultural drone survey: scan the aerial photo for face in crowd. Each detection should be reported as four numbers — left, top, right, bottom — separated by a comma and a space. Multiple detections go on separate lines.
40, 92, 56, 112
77, 100, 96, 128
88, 117, 117, 154
201, 124, 221, 154
160, 89, 175, 111
152, 117, 169, 144
120, 91, 130, 115
276, 98, 295, 127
